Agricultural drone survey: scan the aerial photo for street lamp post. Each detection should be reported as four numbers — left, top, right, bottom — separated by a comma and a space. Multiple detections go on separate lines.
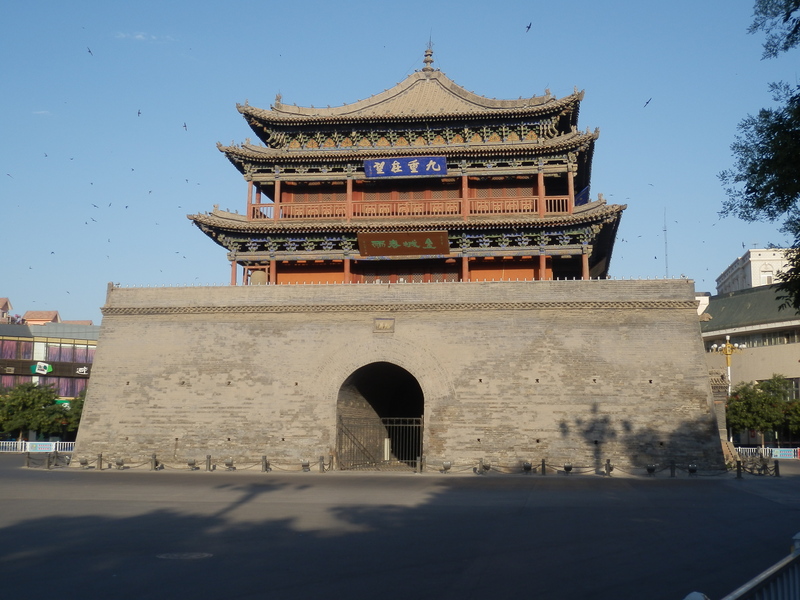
711, 335, 745, 395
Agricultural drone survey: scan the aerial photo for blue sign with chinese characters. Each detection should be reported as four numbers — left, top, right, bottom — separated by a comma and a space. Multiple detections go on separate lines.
363, 156, 448, 179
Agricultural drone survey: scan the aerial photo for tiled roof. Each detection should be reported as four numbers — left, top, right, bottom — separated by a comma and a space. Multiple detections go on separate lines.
188, 201, 625, 234
23, 310, 61, 323
218, 129, 598, 163
700, 285, 800, 333
0, 298, 10, 312
238, 68, 579, 125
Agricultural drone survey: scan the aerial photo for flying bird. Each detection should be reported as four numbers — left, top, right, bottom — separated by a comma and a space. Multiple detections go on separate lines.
137, 110, 141, 117
643, 98, 652, 108
525, 22, 531, 32
183, 122, 188, 130
92, 203, 99, 208
87, 47, 93, 56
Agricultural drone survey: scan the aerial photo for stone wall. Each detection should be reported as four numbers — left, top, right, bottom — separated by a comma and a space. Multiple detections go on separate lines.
73, 279, 724, 470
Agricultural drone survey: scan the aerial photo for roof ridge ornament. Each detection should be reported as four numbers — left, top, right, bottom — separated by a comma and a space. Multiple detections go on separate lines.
422, 46, 434, 73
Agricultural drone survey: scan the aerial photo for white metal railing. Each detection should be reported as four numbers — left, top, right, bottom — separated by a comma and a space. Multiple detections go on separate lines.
720, 533, 800, 599
735, 447, 799, 459
0, 441, 75, 453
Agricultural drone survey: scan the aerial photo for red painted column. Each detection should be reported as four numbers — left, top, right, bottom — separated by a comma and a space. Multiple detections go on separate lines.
346, 178, 353, 223
539, 253, 547, 280
582, 250, 590, 280
269, 259, 277, 285
461, 174, 469, 220
344, 258, 351, 283
230, 261, 237, 286
537, 170, 545, 217
272, 179, 281, 221
246, 181, 253, 220
461, 256, 470, 281
567, 169, 575, 215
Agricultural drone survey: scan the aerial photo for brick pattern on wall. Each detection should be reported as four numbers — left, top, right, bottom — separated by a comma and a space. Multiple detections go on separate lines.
74, 280, 724, 470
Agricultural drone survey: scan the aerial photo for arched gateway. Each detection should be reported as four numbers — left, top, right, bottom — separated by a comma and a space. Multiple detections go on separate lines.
336, 362, 424, 471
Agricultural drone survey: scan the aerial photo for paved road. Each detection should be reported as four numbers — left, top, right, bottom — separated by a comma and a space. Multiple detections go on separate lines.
0, 454, 798, 600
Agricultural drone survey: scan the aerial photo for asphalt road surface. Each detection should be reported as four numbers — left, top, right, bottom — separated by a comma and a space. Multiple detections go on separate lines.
0, 454, 798, 600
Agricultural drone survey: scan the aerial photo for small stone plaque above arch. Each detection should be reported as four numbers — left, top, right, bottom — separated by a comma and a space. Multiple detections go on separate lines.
373, 317, 395, 333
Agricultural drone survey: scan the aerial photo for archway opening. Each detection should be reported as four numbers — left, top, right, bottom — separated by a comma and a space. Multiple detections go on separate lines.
336, 362, 424, 469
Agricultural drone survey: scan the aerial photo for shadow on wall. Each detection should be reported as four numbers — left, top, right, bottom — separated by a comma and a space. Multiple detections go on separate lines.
559, 403, 722, 471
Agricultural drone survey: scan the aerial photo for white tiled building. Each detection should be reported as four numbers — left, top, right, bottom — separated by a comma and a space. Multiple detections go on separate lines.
716, 249, 790, 294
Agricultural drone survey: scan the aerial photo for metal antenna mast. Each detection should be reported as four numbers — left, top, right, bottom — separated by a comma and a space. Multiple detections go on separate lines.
663, 208, 669, 278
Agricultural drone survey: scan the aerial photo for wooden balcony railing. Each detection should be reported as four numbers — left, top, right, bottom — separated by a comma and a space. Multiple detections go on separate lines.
248, 196, 571, 221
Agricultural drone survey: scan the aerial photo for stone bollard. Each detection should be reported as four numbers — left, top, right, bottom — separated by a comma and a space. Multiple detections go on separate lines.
670, 461, 676, 478
98, 453, 103, 471
774, 460, 781, 477
736, 460, 742, 479
150, 453, 157, 471
206, 454, 212, 472
319, 455, 325, 473
541, 458, 546, 476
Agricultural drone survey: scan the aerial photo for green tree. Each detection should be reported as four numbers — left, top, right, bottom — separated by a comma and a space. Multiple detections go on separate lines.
0, 383, 61, 440
726, 375, 793, 444
785, 398, 800, 433
720, 1, 800, 311
59, 389, 85, 438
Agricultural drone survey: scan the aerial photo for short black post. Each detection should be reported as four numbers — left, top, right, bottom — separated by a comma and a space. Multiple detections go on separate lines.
150, 453, 157, 471
25, 452, 30, 468
605, 459, 612, 477
98, 453, 103, 471
736, 460, 742, 479
206, 454, 212, 472
774, 460, 781, 477
415, 455, 421, 473
541, 458, 546, 475
319, 455, 325, 473
670, 461, 676, 478
45, 453, 51, 470
261, 455, 268, 472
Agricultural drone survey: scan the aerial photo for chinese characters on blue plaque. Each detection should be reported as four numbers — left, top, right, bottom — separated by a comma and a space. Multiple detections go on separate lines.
363, 156, 448, 179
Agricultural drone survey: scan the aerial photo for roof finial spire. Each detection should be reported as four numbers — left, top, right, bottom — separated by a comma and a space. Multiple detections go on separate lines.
422, 42, 434, 72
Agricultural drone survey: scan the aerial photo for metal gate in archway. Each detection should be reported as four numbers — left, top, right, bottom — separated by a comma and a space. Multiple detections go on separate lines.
337, 416, 423, 471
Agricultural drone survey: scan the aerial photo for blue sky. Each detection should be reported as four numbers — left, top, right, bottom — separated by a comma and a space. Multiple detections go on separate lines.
1, 1, 797, 324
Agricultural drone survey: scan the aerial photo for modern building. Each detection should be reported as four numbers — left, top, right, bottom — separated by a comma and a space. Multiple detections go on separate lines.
716, 248, 790, 294
0, 298, 13, 324
0, 320, 99, 399
74, 51, 723, 470
701, 284, 800, 445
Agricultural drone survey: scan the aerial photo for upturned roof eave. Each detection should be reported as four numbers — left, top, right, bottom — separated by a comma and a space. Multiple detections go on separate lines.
238, 92, 582, 127
187, 202, 625, 234
217, 131, 599, 163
